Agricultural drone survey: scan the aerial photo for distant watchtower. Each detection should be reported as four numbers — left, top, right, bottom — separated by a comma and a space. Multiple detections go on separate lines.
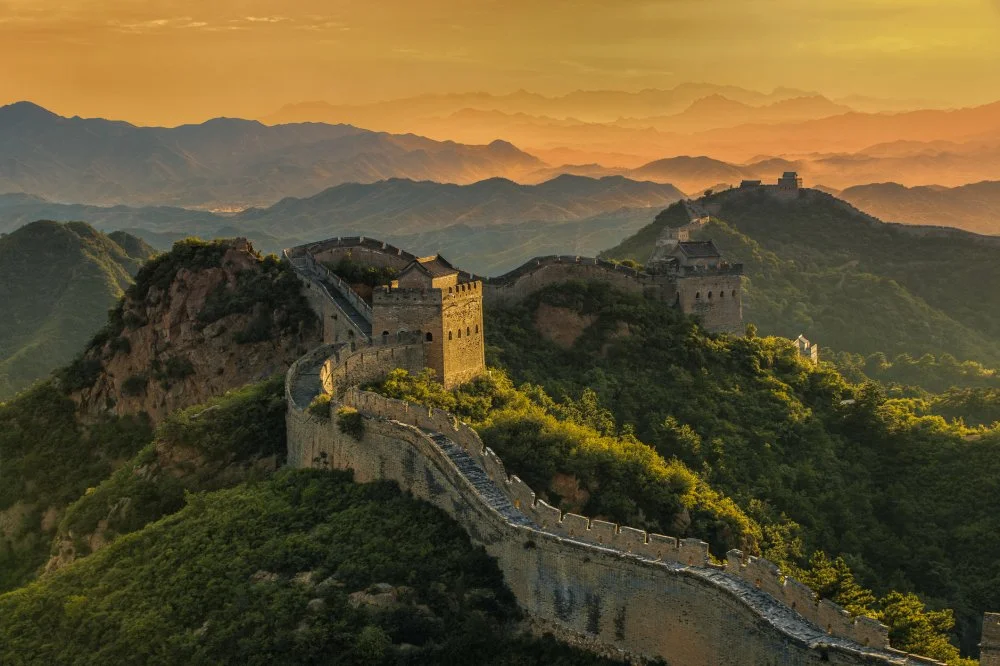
778, 171, 803, 191
372, 255, 485, 388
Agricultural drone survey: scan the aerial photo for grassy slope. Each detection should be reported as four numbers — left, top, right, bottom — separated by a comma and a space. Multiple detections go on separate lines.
0, 221, 153, 398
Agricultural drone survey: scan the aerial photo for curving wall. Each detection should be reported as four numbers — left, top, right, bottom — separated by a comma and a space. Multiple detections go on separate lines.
285, 340, 944, 666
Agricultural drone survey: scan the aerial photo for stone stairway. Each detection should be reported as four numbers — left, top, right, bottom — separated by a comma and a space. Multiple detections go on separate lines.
429, 433, 535, 528
319, 277, 373, 338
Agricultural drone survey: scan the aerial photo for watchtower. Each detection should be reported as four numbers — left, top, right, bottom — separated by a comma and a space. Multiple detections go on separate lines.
372, 255, 485, 388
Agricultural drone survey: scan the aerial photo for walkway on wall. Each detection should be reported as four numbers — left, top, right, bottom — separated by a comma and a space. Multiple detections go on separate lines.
289, 353, 326, 411
430, 433, 535, 528
319, 276, 373, 338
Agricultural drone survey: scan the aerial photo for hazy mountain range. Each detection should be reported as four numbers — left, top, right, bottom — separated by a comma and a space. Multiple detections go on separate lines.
0, 102, 543, 208
0, 175, 685, 273
839, 181, 1000, 235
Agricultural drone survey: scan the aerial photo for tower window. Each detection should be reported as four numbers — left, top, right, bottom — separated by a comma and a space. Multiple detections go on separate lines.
466, 327, 470, 336
695, 292, 701, 299
719, 291, 724, 298
708, 291, 713, 299
382, 330, 390, 337
426, 332, 433, 342
448, 331, 453, 340
475, 325, 479, 334
732, 290, 737, 297
458, 329, 462, 338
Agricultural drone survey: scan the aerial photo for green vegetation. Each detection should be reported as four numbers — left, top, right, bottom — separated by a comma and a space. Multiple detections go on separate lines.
309, 393, 332, 418
325, 255, 398, 287
0, 221, 151, 399
57, 377, 288, 554
371, 368, 758, 557
0, 382, 151, 591
0, 470, 625, 666
199, 253, 317, 343
336, 406, 365, 440
604, 191, 1000, 369
468, 280, 994, 661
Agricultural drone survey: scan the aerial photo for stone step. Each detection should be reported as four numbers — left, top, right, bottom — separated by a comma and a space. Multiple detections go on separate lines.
429, 433, 535, 527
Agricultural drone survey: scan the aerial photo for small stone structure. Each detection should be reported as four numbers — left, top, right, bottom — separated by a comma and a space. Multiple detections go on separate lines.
795, 335, 820, 363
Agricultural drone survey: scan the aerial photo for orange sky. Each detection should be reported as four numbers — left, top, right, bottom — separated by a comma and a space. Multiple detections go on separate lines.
2, 0, 1000, 125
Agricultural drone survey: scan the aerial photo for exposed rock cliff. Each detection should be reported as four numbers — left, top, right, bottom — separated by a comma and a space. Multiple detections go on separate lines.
67, 237, 320, 424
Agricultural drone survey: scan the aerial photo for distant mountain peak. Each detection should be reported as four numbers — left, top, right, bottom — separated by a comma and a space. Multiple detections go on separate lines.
0, 101, 59, 123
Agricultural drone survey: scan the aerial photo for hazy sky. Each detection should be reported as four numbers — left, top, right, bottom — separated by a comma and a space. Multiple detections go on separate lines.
2, 0, 1000, 125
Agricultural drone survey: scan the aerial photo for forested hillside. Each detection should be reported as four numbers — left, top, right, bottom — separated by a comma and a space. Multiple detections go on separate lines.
0, 221, 154, 399
604, 191, 1000, 370
459, 282, 996, 661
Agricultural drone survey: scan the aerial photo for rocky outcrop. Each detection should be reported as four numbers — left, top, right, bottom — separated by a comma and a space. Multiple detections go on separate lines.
72, 239, 321, 425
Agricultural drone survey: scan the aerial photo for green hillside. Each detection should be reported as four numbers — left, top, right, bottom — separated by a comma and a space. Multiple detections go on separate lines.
473, 281, 997, 660
602, 191, 1000, 369
0, 221, 154, 399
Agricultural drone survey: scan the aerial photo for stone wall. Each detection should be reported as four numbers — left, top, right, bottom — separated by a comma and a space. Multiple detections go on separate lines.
482, 257, 675, 308
441, 281, 486, 388
284, 344, 945, 666
982, 613, 1000, 666
675, 271, 744, 335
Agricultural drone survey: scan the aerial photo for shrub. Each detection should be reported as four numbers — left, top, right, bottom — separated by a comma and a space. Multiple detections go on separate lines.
336, 406, 365, 440
308, 394, 331, 418
121, 374, 148, 397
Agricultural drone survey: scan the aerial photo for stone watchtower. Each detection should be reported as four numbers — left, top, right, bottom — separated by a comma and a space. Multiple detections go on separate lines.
372, 255, 485, 388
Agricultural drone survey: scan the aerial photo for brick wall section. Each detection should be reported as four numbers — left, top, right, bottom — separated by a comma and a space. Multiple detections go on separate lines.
675, 271, 744, 335
284, 343, 946, 666
982, 613, 1000, 666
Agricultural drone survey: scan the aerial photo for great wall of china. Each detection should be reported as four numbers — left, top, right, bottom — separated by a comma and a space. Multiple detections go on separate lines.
276, 234, 1000, 665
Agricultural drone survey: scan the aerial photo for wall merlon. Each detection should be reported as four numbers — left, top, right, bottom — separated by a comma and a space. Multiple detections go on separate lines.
588, 519, 617, 546
818, 599, 854, 637
560, 513, 591, 538
614, 526, 648, 554
508, 476, 536, 512
744, 556, 785, 599
726, 549, 744, 574
533, 499, 562, 529
851, 615, 889, 648
641, 533, 679, 561
483, 447, 507, 483
678, 538, 710, 566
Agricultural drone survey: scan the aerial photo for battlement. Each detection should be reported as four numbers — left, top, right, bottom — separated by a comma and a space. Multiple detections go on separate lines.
285, 341, 951, 665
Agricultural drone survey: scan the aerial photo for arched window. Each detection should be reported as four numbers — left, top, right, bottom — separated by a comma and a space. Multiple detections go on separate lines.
449, 287, 453, 293
382, 330, 390, 337
448, 331, 453, 340
475, 325, 479, 334
719, 291, 724, 298
466, 326, 470, 336
695, 292, 701, 299
458, 329, 462, 339
708, 291, 713, 299
425, 332, 433, 342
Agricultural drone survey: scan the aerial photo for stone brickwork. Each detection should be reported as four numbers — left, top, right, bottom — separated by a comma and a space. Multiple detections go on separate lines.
982, 613, 1000, 666
284, 341, 948, 666
674, 267, 744, 335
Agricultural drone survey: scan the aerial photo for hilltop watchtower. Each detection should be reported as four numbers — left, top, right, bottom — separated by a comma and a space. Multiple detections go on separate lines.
372, 255, 485, 388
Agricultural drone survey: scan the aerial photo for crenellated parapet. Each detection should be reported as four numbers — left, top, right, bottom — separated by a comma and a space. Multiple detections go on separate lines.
284, 339, 948, 665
